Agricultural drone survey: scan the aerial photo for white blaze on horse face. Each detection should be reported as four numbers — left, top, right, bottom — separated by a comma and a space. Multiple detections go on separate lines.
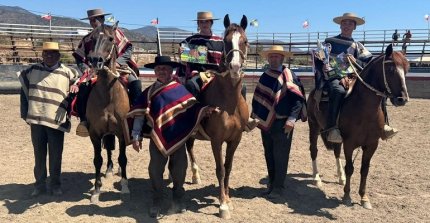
396, 65, 409, 100
230, 31, 242, 75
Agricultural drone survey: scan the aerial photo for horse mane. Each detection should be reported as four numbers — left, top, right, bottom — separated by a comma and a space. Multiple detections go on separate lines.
359, 50, 409, 78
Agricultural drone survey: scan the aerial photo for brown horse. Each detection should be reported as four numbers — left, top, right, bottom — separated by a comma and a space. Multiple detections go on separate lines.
84, 22, 131, 203
307, 44, 409, 209
186, 14, 249, 219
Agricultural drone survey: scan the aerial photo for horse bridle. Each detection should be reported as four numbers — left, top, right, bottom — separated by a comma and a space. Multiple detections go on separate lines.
348, 55, 395, 99
221, 36, 248, 78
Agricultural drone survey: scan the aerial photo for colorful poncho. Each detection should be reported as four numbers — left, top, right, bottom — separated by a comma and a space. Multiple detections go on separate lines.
251, 68, 304, 131
124, 80, 207, 157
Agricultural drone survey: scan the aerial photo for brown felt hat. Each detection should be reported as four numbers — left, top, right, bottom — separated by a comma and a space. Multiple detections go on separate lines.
333, 12, 365, 26
42, 42, 60, 51
260, 45, 293, 58
193, 11, 220, 21
81, 8, 111, 20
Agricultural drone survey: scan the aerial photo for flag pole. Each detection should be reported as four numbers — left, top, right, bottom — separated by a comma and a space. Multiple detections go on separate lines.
49, 12, 51, 32
156, 18, 162, 56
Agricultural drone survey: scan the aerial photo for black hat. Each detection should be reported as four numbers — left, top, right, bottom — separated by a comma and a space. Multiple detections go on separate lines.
81, 9, 111, 20
144, 56, 181, 69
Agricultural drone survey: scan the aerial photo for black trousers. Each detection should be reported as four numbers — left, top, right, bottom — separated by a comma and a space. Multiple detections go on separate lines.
261, 119, 294, 190
148, 140, 188, 203
31, 124, 65, 190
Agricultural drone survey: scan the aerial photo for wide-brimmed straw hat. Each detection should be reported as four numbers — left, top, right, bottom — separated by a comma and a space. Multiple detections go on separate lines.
193, 11, 220, 21
260, 45, 293, 58
333, 12, 365, 26
81, 8, 111, 20
144, 56, 181, 69
42, 42, 60, 51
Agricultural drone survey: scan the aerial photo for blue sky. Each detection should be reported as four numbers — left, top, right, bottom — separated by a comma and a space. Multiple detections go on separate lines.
1, 0, 429, 34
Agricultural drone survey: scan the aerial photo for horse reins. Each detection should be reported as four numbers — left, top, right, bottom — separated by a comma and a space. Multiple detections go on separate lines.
347, 55, 393, 99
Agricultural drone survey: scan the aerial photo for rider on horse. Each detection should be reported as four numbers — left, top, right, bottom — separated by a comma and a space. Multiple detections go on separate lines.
72, 8, 142, 137
313, 12, 397, 143
177, 11, 258, 131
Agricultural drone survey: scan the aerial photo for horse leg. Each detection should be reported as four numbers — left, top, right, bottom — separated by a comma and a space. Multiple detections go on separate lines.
103, 135, 115, 178
211, 141, 229, 219
224, 139, 240, 211
334, 144, 346, 186
309, 120, 322, 188
359, 144, 378, 209
186, 138, 201, 184
118, 138, 130, 200
342, 143, 355, 206
90, 136, 103, 203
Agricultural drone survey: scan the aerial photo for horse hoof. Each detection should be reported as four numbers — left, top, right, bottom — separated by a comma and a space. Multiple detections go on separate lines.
361, 200, 373, 209
343, 196, 352, 206
219, 204, 231, 219
105, 171, 113, 179
91, 194, 100, 203
192, 176, 201, 184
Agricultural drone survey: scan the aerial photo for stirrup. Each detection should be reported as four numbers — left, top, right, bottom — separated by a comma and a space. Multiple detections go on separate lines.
76, 121, 89, 137
245, 118, 259, 132
382, 125, 398, 140
327, 128, 343, 143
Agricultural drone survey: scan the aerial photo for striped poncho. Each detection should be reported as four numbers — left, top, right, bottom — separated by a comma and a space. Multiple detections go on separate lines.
251, 67, 304, 131
124, 80, 208, 157
19, 63, 78, 132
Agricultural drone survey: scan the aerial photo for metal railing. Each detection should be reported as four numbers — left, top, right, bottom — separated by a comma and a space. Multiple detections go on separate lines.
0, 23, 429, 67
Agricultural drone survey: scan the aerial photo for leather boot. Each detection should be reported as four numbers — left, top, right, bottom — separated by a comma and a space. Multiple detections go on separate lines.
127, 80, 142, 106
326, 92, 344, 143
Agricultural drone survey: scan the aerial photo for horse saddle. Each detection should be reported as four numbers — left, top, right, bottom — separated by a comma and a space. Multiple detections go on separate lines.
314, 77, 357, 110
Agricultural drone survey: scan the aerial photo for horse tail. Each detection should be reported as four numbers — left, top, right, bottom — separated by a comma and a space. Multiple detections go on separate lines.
102, 134, 116, 150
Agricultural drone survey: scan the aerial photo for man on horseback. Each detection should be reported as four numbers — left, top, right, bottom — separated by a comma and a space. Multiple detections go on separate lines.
72, 8, 142, 137
19, 42, 79, 197
178, 11, 258, 131
128, 56, 216, 217
314, 12, 397, 143
251, 45, 306, 199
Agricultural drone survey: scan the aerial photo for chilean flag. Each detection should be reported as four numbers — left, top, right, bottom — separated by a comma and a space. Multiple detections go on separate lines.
41, 14, 52, 21
150, 18, 159, 25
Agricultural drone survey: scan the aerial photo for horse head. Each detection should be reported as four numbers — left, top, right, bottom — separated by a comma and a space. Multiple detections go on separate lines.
87, 21, 119, 72
222, 14, 248, 79
362, 44, 409, 106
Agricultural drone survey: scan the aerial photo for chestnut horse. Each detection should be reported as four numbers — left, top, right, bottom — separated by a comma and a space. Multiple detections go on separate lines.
186, 14, 249, 219
307, 44, 409, 209
84, 22, 130, 203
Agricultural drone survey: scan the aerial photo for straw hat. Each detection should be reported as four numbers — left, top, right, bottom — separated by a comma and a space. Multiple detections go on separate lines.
144, 56, 182, 69
260, 45, 293, 58
333, 12, 365, 26
81, 8, 111, 20
193, 11, 219, 21
42, 42, 60, 51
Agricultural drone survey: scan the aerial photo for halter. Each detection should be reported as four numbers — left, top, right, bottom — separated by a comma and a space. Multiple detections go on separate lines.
347, 55, 394, 99
221, 30, 248, 78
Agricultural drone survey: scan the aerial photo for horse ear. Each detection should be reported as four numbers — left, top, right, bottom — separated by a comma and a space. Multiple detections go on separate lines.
112, 21, 119, 31
224, 14, 230, 29
385, 44, 393, 58
240, 15, 248, 30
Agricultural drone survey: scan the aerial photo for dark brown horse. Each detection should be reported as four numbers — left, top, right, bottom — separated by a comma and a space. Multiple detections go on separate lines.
307, 44, 409, 209
186, 14, 249, 219
84, 22, 131, 203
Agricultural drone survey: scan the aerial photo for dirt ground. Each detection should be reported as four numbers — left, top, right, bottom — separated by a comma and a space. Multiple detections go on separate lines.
0, 94, 429, 223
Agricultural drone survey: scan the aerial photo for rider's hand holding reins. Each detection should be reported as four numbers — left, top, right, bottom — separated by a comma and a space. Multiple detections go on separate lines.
132, 140, 142, 152
284, 120, 295, 137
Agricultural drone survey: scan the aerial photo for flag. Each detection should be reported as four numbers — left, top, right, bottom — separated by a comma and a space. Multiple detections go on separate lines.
41, 14, 52, 21
425, 14, 429, 21
106, 16, 115, 23
250, 19, 258, 27
151, 18, 159, 25
302, 20, 309, 29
